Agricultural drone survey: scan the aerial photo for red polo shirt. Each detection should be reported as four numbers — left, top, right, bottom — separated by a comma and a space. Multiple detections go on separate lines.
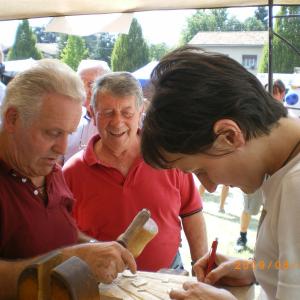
63, 135, 202, 271
0, 161, 78, 259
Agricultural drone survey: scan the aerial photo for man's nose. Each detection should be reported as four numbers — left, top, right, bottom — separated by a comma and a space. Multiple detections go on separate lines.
52, 135, 68, 155
110, 112, 124, 126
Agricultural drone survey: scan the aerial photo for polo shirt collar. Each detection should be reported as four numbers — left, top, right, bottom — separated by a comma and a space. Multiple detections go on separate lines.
0, 159, 59, 182
83, 134, 143, 168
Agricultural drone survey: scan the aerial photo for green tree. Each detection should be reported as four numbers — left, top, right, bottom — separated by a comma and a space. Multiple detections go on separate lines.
57, 34, 69, 58
61, 35, 89, 70
33, 26, 58, 43
255, 6, 268, 28
91, 33, 116, 65
243, 17, 265, 31
180, 9, 243, 44
111, 18, 149, 72
8, 20, 42, 60
259, 6, 300, 73
149, 43, 170, 61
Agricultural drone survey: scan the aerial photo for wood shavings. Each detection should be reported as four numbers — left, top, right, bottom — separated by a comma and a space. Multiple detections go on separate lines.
122, 270, 138, 278
131, 279, 147, 287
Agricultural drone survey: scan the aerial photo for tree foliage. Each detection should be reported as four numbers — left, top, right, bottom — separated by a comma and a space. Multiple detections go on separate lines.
8, 20, 42, 60
180, 9, 243, 44
61, 35, 89, 70
180, 8, 266, 45
259, 6, 300, 73
57, 33, 69, 58
90, 33, 116, 65
111, 18, 149, 72
33, 26, 58, 43
149, 43, 170, 61
243, 17, 265, 31
255, 6, 268, 28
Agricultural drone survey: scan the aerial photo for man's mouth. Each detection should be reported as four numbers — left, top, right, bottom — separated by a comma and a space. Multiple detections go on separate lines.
109, 131, 126, 137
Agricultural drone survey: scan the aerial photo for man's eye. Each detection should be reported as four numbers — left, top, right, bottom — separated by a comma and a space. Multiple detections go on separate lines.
101, 111, 113, 117
47, 130, 61, 137
122, 111, 134, 118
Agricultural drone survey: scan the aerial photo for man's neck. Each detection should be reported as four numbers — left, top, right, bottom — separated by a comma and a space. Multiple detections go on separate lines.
94, 137, 140, 176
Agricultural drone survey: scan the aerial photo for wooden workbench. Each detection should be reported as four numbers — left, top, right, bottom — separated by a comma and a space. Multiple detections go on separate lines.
99, 271, 255, 300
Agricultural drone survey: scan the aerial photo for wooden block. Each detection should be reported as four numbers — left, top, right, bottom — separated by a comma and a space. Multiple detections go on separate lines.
18, 250, 62, 300
51, 256, 99, 300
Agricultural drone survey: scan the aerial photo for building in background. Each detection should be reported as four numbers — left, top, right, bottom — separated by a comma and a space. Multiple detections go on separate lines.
189, 31, 268, 74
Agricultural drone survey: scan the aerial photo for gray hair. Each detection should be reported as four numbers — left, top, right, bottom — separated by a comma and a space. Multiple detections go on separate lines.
1, 59, 85, 126
91, 72, 143, 110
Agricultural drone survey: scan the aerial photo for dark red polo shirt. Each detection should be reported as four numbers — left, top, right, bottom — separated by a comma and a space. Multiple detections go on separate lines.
0, 161, 78, 259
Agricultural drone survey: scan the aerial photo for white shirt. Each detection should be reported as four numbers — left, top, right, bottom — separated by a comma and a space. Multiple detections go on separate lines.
0, 81, 5, 105
255, 152, 300, 300
64, 107, 97, 163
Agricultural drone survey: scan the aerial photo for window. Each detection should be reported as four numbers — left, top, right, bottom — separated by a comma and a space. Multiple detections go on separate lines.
242, 55, 257, 70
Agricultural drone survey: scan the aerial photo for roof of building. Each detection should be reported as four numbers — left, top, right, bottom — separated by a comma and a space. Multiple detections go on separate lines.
189, 31, 268, 46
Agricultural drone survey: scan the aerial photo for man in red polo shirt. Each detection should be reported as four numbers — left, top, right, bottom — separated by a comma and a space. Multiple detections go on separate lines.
0, 61, 136, 299
63, 72, 208, 272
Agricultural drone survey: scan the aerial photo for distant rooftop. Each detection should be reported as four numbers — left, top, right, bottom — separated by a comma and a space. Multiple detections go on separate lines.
189, 31, 268, 46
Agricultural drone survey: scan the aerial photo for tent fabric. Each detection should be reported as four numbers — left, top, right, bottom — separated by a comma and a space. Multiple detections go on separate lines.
45, 13, 133, 36
0, 0, 300, 21
132, 61, 159, 88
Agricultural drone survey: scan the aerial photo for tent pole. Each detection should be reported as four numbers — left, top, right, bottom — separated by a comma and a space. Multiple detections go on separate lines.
268, 0, 273, 94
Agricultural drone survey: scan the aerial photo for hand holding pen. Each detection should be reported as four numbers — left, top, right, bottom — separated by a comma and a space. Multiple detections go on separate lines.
205, 238, 218, 276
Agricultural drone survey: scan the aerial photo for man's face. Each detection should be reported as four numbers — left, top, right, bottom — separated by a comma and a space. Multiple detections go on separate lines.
79, 68, 104, 109
93, 91, 142, 153
162, 150, 264, 194
9, 93, 82, 178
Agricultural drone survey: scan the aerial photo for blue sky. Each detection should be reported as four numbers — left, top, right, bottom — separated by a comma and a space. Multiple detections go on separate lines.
0, 7, 261, 48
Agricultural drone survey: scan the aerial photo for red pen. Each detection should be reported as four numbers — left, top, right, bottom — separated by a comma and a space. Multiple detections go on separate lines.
205, 238, 218, 276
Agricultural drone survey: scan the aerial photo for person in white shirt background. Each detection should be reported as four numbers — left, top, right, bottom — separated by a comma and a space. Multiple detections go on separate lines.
64, 60, 111, 162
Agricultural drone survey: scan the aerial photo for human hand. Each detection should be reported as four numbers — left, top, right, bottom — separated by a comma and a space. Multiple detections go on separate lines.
170, 281, 237, 300
66, 241, 136, 283
193, 253, 255, 287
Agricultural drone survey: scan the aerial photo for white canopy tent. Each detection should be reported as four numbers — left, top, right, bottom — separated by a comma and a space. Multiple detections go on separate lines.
0, 0, 299, 21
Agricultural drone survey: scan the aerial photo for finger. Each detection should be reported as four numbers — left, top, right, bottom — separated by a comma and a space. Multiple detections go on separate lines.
169, 289, 187, 300
204, 261, 231, 285
193, 253, 210, 282
121, 248, 137, 273
182, 281, 197, 290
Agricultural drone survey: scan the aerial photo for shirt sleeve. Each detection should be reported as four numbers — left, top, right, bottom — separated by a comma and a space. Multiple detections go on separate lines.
177, 171, 203, 218
277, 171, 300, 299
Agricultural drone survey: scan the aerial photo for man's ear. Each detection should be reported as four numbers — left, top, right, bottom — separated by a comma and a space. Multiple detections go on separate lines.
4, 107, 19, 133
211, 119, 245, 153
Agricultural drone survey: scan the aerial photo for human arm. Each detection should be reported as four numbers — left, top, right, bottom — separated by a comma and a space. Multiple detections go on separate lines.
169, 281, 237, 300
0, 242, 136, 300
182, 211, 208, 265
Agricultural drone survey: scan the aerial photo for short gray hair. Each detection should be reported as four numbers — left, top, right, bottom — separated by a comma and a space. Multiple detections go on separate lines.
1, 59, 85, 126
91, 72, 143, 110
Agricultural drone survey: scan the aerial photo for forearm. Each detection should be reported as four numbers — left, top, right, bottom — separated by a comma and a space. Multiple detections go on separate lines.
182, 211, 208, 262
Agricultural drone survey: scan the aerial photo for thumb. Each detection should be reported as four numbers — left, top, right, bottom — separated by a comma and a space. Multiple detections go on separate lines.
204, 262, 230, 285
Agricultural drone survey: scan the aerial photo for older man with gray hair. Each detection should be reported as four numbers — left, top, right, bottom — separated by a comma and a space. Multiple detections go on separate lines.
63, 72, 208, 272
0, 60, 136, 299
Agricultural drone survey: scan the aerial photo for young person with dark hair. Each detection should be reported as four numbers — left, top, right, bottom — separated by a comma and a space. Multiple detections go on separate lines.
141, 46, 300, 300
